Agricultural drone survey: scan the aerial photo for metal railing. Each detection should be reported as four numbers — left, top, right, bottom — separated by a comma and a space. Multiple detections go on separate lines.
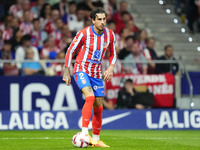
179, 56, 194, 109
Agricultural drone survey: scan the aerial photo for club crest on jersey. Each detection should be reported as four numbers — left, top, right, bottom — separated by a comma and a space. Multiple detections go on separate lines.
81, 79, 86, 84
103, 42, 109, 49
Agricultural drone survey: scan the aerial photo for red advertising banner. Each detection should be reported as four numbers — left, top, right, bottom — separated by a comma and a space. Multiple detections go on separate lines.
105, 73, 175, 107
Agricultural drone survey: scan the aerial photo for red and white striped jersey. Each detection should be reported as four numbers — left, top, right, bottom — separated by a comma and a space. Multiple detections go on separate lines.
44, 21, 56, 34
0, 24, 13, 40
19, 22, 33, 35
50, 30, 63, 48
65, 25, 117, 79
2, 28, 13, 40
103, 1, 113, 21
143, 48, 152, 60
9, 5, 21, 17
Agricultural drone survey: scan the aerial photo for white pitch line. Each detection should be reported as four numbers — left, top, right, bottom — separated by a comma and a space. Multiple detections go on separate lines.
0, 137, 199, 140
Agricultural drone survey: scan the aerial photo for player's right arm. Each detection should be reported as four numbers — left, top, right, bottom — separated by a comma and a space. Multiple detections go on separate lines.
63, 31, 84, 86
63, 67, 71, 86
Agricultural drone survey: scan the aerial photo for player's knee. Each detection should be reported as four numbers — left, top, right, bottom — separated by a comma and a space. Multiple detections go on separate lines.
85, 96, 95, 103
93, 97, 103, 107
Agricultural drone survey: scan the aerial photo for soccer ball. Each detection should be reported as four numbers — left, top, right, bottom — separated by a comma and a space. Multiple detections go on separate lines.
72, 132, 90, 148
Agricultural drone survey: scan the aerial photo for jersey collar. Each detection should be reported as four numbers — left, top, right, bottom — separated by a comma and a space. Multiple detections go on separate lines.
91, 25, 105, 37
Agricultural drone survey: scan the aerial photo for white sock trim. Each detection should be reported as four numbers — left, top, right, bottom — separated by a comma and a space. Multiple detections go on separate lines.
82, 127, 88, 134
92, 134, 99, 141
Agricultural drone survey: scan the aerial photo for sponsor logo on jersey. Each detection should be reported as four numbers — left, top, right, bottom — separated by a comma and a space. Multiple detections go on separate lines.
94, 50, 101, 60
87, 60, 101, 64
93, 86, 104, 90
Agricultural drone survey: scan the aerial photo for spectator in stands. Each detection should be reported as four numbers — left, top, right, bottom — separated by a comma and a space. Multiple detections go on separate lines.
0, 2, 5, 22
40, 36, 61, 60
68, 8, 85, 33
31, 18, 48, 50
52, 0, 68, 17
196, 0, 200, 32
118, 36, 134, 60
21, 48, 43, 76
15, 0, 37, 22
62, 1, 77, 24
9, 0, 22, 18
60, 24, 72, 52
186, 0, 198, 33
137, 29, 148, 51
0, 40, 15, 68
11, 28, 23, 52
112, 1, 130, 23
50, 18, 64, 48
84, 19, 92, 28
107, 20, 120, 45
114, 11, 132, 35
0, 14, 13, 30
116, 79, 146, 109
0, 40, 19, 76
19, 10, 34, 35
0, 30, 3, 50
123, 42, 148, 74
11, 18, 19, 30
103, 0, 117, 21
102, 50, 122, 75
112, 1, 133, 33
39, 3, 52, 29
125, 20, 139, 37
143, 37, 158, 74
77, 0, 95, 12
0, 15, 13, 40
49, 51, 65, 76
116, 27, 130, 53
155, 45, 179, 75
107, 20, 117, 33
0, 15, 13, 41
15, 34, 39, 69
46, 51, 74, 76
31, 0, 45, 17
108, 0, 117, 13
102, 83, 115, 110
44, 9, 60, 34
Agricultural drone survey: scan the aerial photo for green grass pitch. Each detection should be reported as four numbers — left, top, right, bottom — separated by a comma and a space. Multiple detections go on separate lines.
0, 130, 200, 150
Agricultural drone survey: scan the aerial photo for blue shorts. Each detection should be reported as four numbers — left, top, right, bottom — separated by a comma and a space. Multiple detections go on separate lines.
73, 72, 104, 97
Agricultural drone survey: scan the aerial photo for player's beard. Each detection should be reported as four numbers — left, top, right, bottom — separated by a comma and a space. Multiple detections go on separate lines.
97, 25, 105, 31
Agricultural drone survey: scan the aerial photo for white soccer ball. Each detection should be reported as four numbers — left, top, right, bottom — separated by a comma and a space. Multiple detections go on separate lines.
72, 132, 90, 148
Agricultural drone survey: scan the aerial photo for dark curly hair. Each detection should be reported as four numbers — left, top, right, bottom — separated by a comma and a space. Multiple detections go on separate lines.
90, 7, 107, 20
40, 3, 51, 19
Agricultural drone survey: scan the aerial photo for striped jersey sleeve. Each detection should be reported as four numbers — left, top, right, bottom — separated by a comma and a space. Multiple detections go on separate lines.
65, 31, 84, 67
109, 30, 117, 65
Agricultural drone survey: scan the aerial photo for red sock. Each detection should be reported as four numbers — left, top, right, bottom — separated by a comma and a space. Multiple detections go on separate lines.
92, 106, 103, 135
82, 96, 95, 128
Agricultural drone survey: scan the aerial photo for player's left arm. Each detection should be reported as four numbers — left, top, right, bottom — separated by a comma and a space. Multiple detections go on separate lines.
104, 31, 117, 82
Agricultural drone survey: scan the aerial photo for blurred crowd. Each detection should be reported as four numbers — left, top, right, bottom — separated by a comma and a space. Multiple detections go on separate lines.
173, 0, 200, 33
0, 0, 179, 76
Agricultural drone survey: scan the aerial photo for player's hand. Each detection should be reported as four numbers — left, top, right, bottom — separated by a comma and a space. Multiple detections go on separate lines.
62, 67, 71, 86
63, 77, 71, 86
104, 65, 114, 82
